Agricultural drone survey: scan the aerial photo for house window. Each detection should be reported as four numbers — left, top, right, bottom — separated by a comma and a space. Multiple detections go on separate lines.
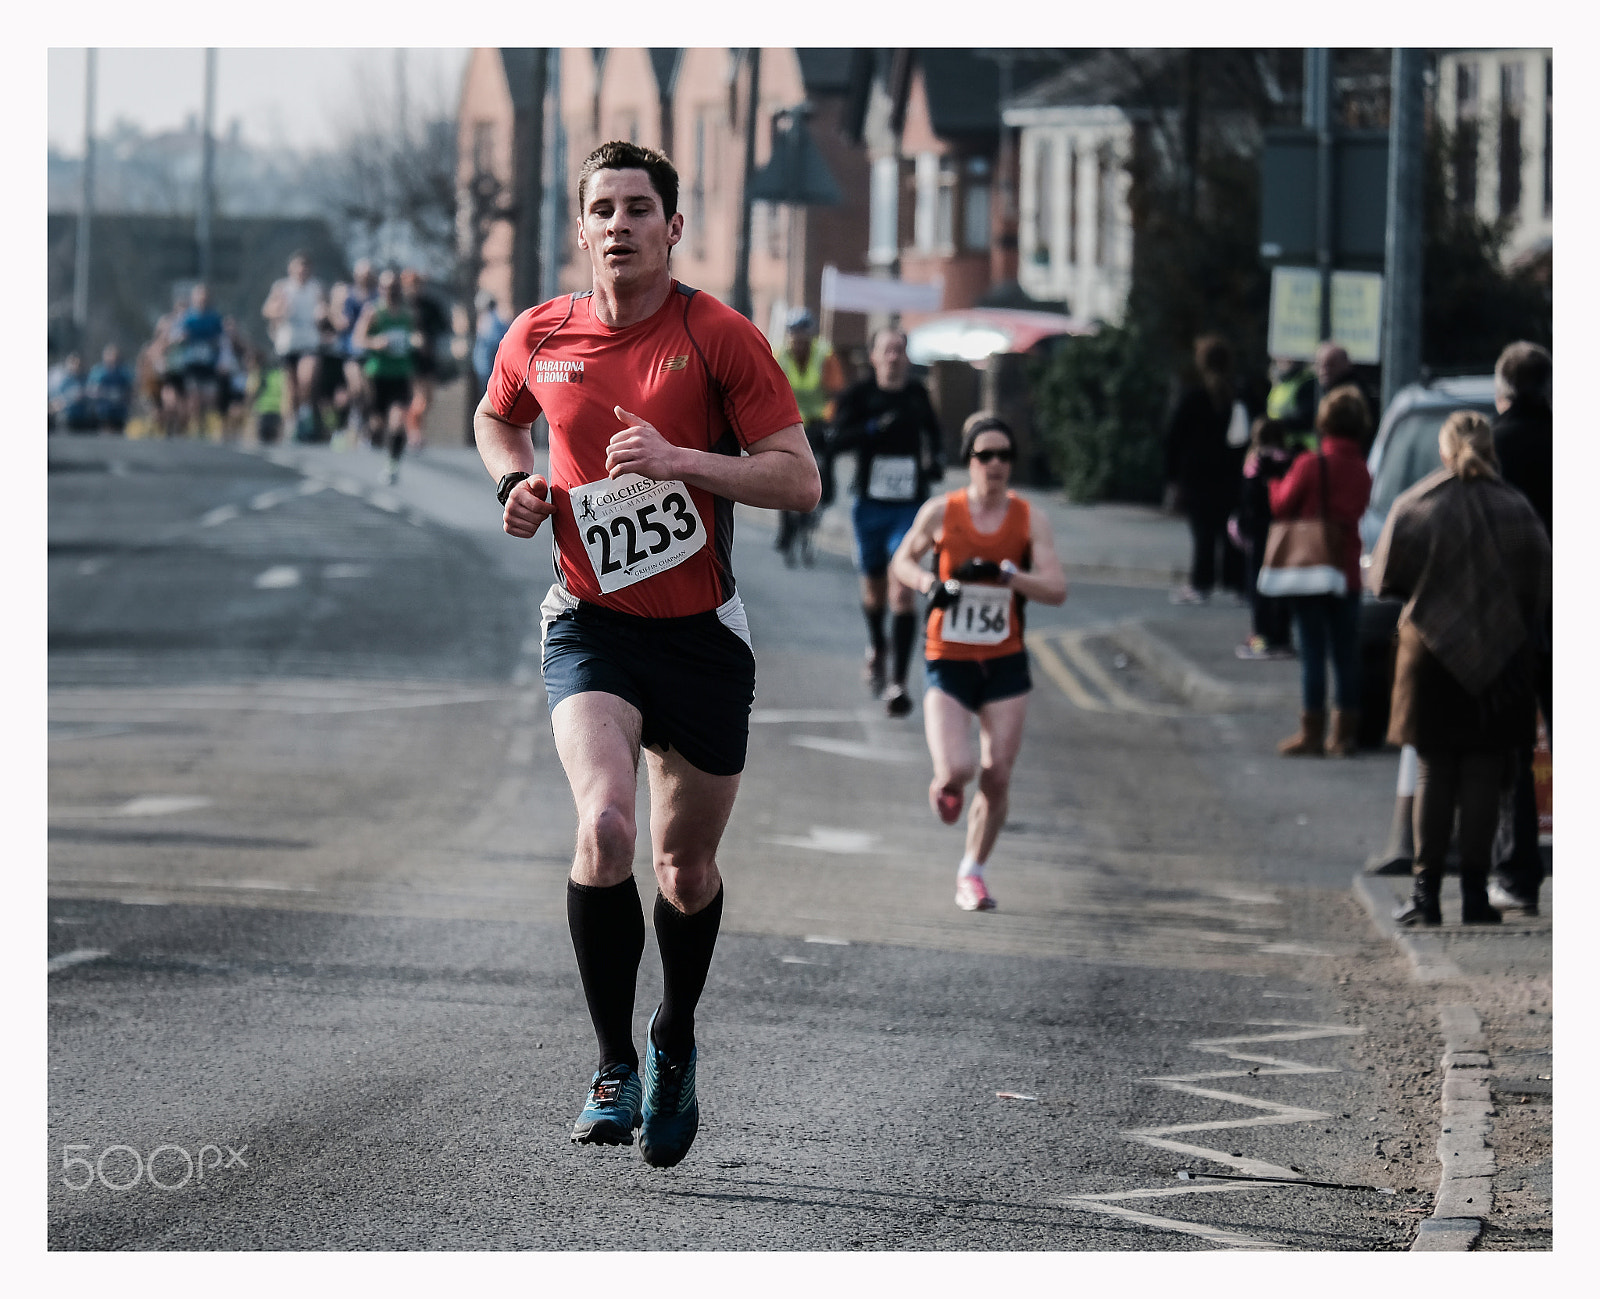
1031, 137, 1053, 267
1543, 57, 1552, 218
1094, 143, 1115, 268
1067, 141, 1078, 266
1454, 60, 1480, 213
936, 165, 956, 251
869, 155, 899, 264
1499, 60, 1525, 217
963, 179, 991, 252
915, 152, 940, 251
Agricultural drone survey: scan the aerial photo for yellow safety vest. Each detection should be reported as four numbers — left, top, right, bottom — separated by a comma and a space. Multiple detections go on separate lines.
777, 340, 833, 426
1266, 368, 1314, 422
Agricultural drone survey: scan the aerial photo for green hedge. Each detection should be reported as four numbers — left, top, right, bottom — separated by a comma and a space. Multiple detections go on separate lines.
1030, 325, 1170, 504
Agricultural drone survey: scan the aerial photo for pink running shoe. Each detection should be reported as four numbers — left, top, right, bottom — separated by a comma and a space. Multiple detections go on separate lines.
955, 875, 996, 912
930, 782, 963, 825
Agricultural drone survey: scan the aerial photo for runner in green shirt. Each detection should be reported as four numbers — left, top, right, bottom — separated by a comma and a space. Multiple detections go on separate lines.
353, 270, 417, 484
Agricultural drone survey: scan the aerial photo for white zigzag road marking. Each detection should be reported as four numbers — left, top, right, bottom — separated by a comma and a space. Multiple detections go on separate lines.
1060, 1195, 1285, 1250
1065, 1021, 1364, 1248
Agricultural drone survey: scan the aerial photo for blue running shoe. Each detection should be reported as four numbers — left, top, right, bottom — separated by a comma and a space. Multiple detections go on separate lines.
571, 1063, 642, 1146
639, 1010, 699, 1168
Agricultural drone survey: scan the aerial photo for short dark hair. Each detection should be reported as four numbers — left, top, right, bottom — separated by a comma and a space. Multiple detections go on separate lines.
959, 411, 1016, 462
1316, 384, 1371, 444
1495, 340, 1552, 404
577, 141, 679, 221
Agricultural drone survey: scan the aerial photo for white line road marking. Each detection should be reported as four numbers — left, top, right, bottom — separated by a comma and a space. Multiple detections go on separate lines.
788, 735, 920, 763
323, 563, 369, 579
1061, 1197, 1284, 1249
250, 488, 295, 510
750, 709, 862, 724
803, 935, 849, 945
118, 796, 212, 817
50, 683, 507, 718
76, 558, 107, 576
48, 948, 108, 974
781, 956, 819, 965
199, 504, 240, 528
1066, 1021, 1369, 1247
763, 827, 882, 855
254, 565, 300, 589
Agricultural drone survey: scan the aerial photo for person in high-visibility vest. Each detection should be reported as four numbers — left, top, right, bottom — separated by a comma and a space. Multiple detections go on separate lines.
1265, 355, 1317, 453
773, 309, 844, 565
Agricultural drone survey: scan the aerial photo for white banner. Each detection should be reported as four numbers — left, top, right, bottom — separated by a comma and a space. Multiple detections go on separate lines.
820, 264, 944, 315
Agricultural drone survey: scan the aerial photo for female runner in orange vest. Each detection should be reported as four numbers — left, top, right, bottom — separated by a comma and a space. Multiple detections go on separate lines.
889, 413, 1068, 911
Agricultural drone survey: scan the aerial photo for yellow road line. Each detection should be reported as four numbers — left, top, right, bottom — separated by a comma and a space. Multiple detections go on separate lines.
1026, 632, 1110, 711
1053, 630, 1187, 718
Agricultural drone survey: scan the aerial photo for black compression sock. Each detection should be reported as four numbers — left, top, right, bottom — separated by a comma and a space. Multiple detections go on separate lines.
567, 877, 646, 1073
651, 885, 725, 1062
890, 611, 917, 686
863, 604, 887, 657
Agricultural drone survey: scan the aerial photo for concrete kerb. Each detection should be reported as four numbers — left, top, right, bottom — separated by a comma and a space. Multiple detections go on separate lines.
1352, 872, 1494, 1251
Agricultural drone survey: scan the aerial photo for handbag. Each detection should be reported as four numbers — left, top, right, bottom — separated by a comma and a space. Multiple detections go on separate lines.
1256, 454, 1348, 597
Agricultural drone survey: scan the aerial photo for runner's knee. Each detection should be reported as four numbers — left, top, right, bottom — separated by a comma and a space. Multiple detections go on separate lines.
655, 854, 719, 912
576, 802, 636, 875
978, 763, 1012, 801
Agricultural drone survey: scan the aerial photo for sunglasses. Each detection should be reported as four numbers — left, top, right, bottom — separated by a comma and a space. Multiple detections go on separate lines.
970, 448, 1014, 464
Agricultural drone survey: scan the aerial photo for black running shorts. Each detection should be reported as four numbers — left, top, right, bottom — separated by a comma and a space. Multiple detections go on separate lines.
924, 650, 1032, 713
542, 601, 756, 777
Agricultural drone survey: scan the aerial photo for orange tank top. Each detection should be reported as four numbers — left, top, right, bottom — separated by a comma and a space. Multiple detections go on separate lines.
925, 490, 1032, 662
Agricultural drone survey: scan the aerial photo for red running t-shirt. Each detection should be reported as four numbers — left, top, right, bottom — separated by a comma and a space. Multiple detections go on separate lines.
488, 282, 801, 618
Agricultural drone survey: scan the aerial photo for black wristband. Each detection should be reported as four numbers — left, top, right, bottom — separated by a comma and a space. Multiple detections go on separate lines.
496, 471, 531, 505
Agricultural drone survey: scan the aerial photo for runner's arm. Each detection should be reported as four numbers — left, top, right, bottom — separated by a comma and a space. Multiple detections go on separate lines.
605, 409, 820, 513
1011, 508, 1068, 606
473, 391, 554, 539
888, 497, 949, 594
351, 303, 378, 352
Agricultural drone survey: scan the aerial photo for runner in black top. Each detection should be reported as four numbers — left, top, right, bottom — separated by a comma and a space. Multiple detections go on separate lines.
828, 328, 945, 716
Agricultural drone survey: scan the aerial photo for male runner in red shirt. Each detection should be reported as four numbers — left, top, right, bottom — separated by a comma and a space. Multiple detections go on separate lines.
474, 141, 819, 1168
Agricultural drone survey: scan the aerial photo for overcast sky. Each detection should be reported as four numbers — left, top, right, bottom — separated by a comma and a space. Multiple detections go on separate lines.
48, 48, 471, 154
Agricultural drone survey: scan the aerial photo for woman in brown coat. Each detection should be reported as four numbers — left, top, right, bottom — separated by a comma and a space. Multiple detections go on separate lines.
1368, 411, 1551, 925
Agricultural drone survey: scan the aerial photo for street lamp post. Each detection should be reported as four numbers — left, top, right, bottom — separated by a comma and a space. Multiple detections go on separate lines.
198, 48, 216, 286
72, 48, 96, 350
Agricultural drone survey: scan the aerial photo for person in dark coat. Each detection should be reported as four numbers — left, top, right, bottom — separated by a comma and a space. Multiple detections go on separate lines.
1369, 410, 1551, 927
1164, 335, 1248, 604
1487, 340, 1553, 913
1232, 416, 1296, 659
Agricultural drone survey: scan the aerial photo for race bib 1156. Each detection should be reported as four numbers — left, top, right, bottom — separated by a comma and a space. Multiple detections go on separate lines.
570, 473, 705, 594
937, 583, 1012, 646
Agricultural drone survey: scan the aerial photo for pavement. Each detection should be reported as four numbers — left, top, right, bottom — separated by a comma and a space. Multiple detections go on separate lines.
787, 468, 1552, 1252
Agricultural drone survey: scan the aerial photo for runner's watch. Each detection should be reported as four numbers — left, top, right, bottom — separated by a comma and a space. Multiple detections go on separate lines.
496, 471, 531, 505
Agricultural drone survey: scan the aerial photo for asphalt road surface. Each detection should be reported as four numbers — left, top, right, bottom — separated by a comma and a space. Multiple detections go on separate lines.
49, 436, 1420, 1251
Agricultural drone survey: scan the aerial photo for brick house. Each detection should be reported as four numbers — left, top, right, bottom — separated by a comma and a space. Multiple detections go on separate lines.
456, 47, 872, 349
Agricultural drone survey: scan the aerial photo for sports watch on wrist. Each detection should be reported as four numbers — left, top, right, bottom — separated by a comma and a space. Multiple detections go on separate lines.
496, 471, 531, 505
